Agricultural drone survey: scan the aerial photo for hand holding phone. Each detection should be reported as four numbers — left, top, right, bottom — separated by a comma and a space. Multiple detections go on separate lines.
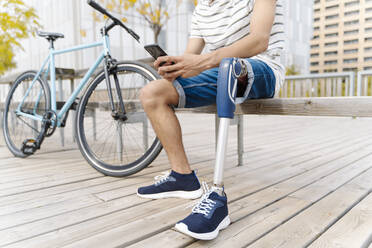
144, 44, 174, 66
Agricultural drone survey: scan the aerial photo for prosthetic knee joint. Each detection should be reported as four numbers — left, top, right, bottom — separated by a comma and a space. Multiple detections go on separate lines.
213, 58, 251, 189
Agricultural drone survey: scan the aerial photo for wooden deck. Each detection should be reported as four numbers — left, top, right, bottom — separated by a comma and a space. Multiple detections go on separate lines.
0, 114, 371, 248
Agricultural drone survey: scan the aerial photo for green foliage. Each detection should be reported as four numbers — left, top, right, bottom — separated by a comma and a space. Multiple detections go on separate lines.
285, 64, 300, 76
0, 0, 41, 75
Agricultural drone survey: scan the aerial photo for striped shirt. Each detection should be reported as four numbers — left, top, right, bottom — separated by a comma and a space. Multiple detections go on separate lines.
190, 0, 285, 94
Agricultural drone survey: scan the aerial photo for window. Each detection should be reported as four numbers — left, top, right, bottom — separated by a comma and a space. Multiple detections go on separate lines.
366, 17, 372, 23
325, 51, 338, 56
344, 48, 358, 54
344, 58, 358, 63
365, 47, 372, 52
364, 57, 372, 62
311, 53, 319, 57
311, 44, 320, 48
344, 20, 359, 26
314, 17, 320, 22
365, 37, 372, 42
325, 42, 338, 47
364, 67, 372, 70
344, 39, 358, 45
326, 23, 338, 29
311, 62, 319, 66
344, 29, 358, 35
344, 10, 359, 16
326, 14, 339, 20
367, 7, 372, 13
345, 0, 359, 7
326, 4, 339, 10
311, 70, 319, 74
325, 60, 337, 65
366, 27, 372, 33
313, 35, 320, 40
314, 26, 320, 31
343, 68, 357, 72
325, 32, 338, 38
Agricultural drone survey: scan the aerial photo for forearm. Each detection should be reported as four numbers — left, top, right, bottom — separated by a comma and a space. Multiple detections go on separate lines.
199, 34, 269, 70
184, 38, 205, 55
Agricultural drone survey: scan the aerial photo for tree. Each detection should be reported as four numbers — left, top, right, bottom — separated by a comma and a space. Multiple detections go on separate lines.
285, 64, 300, 76
95, 0, 195, 43
0, 0, 41, 75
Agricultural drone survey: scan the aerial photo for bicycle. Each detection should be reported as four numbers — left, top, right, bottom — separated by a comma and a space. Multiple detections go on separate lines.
2, 0, 163, 177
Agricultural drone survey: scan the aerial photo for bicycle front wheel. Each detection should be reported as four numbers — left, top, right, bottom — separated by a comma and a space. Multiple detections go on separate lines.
75, 61, 163, 177
3, 71, 51, 157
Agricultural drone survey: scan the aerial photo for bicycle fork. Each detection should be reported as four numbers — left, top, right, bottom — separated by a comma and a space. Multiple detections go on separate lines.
213, 58, 252, 188
103, 56, 127, 121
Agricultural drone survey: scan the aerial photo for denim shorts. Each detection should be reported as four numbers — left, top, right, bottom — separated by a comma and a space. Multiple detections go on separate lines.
173, 58, 276, 108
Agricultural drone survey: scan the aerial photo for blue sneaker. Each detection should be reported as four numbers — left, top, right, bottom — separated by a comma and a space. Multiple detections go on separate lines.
175, 185, 231, 240
137, 170, 203, 199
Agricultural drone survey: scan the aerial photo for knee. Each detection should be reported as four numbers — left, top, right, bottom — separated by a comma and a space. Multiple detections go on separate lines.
139, 79, 170, 110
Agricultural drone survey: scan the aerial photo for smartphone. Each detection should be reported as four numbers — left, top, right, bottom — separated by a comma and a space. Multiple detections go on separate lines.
144, 44, 173, 66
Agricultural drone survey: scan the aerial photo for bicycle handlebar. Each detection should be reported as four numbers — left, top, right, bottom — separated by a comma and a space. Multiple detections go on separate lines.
87, 0, 140, 42
87, 0, 108, 16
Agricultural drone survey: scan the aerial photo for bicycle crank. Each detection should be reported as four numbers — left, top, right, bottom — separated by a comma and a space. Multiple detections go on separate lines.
20, 110, 57, 155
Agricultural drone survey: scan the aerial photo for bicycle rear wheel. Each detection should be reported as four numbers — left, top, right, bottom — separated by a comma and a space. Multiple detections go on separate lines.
3, 71, 51, 157
75, 61, 162, 177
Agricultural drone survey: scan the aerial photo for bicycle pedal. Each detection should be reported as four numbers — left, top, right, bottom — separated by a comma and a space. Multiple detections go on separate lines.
21, 139, 39, 155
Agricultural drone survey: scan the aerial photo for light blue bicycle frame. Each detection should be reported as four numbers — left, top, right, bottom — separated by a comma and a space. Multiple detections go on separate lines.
16, 35, 112, 127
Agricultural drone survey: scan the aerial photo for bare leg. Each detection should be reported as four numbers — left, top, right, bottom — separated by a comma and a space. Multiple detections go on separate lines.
140, 79, 192, 174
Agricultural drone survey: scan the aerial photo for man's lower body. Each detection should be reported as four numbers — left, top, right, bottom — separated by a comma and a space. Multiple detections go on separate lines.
137, 58, 276, 240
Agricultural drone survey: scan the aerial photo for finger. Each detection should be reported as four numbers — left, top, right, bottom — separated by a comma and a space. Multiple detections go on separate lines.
154, 56, 176, 68
158, 63, 184, 74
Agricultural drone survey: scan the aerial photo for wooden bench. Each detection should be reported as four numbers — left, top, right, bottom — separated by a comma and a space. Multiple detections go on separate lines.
178, 96, 372, 166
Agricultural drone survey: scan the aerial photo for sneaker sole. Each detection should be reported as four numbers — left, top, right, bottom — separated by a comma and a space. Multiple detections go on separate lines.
137, 188, 203, 199
174, 215, 231, 240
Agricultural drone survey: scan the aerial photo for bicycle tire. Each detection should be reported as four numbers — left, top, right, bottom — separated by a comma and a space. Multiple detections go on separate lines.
75, 60, 163, 177
3, 71, 51, 158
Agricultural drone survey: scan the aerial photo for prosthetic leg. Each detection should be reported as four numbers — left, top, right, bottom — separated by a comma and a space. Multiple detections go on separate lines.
213, 58, 252, 190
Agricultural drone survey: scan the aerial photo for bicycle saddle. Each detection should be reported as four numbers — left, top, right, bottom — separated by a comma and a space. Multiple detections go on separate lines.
37, 31, 64, 41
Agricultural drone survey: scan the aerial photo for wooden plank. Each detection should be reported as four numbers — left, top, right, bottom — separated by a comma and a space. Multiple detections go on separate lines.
0, 123, 347, 213
188, 152, 372, 247
24, 134, 372, 247
2, 130, 364, 247
309, 193, 372, 248
179, 97, 372, 117
0, 116, 340, 205
248, 170, 372, 248
128, 142, 372, 248
0, 115, 370, 247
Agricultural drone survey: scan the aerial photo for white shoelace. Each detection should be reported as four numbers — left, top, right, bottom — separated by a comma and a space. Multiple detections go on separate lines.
154, 171, 171, 186
190, 182, 217, 217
